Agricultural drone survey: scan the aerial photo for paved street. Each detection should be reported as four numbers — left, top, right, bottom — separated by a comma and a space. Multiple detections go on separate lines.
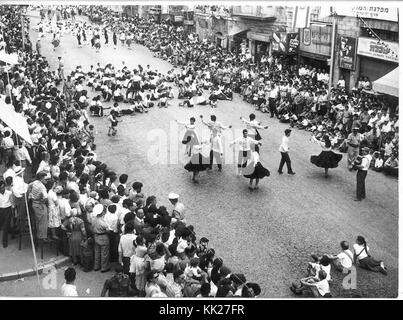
0, 10, 398, 298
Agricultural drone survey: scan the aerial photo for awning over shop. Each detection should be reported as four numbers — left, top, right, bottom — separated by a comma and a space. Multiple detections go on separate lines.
247, 31, 271, 43
229, 29, 249, 38
373, 67, 399, 97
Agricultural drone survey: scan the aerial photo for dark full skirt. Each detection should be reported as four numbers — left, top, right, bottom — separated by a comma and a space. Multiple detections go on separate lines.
244, 162, 270, 179
184, 153, 210, 172
310, 150, 343, 169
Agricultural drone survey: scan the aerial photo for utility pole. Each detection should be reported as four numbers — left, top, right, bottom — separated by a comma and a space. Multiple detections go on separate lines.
327, 11, 337, 98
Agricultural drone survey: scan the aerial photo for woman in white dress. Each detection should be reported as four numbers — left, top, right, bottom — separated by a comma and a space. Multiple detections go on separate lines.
47, 182, 61, 240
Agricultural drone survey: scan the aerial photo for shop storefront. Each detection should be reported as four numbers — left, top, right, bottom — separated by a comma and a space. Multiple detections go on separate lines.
299, 24, 331, 71
247, 31, 272, 62
357, 37, 399, 82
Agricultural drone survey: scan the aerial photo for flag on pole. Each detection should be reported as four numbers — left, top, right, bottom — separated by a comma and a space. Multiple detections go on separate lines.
292, 6, 311, 29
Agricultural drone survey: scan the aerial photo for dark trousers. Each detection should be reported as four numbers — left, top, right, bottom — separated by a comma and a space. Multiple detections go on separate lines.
279, 152, 293, 173
356, 170, 367, 199
122, 256, 131, 275
108, 232, 120, 263
209, 150, 222, 169
0, 207, 12, 246
269, 98, 277, 117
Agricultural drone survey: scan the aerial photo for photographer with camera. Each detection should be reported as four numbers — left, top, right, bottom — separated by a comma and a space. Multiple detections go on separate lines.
354, 147, 372, 201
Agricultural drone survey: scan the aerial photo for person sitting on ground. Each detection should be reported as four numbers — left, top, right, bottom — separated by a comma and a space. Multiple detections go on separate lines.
353, 235, 387, 275
290, 270, 331, 297
311, 241, 354, 272
372, 151, 384, 172
383, 152, 398, 177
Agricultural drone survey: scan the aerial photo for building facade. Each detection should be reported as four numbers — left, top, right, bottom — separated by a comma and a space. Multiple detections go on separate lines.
299, 5, 399, 91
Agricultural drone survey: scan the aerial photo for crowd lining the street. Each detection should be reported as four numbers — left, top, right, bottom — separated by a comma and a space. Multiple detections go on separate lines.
0, 5, 396, 298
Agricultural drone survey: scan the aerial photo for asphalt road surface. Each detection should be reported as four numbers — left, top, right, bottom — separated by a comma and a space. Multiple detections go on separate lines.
0, 10, 398, 298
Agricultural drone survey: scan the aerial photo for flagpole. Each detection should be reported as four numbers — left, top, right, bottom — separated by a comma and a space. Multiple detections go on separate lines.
22, 172, 42, 296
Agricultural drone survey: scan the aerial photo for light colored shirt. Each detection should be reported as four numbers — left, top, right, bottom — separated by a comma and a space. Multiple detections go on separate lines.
337, 250, 354, 269
315, 279, 330, 296
279, 135, 290, 152
12, 175, 28, 198
118, 233, 136, 257
211, 135, 223, 153
360, 155, 372, 171
230, 136, 260, 152
0, 190, 14, 208
104, 212, 118, 233
61, 283, 78, 296
353, 243, 369, 260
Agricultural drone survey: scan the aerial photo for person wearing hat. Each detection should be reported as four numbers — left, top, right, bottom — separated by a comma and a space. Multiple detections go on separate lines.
354, 147, 372, 201
346, 126, 363, 170
168, 193, 186, 224
92, 203, 111, 272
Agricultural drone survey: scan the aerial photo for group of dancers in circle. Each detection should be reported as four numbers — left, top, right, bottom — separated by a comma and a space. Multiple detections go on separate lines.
179, 113, 271, 190
179, 112, 343, 189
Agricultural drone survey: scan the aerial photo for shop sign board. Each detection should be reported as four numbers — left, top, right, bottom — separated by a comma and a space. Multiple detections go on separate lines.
357, 37, 399, 63
334, 5, 398, 22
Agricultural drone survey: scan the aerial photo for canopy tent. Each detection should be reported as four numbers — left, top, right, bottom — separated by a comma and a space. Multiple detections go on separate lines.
373, 67, 399, 97
0, 99, 32, 145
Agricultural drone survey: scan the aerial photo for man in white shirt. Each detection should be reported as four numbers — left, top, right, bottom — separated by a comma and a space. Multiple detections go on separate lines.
209, 130, 223, 171
0, 180, 14, 248
118, 222, 136, 274
355, 147, 372, 201
321, 241, 354, 272
278, 129, 295, 175
61, 267, 78, 297
12, 166, 28, 236
230, 129, 261, 176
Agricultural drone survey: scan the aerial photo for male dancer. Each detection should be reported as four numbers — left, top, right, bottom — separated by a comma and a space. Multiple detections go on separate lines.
230, 129, 261, 176
278, 129, 296, 175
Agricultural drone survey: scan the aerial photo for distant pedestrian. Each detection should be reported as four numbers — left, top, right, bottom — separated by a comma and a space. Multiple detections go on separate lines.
61, 267, 78, 296
113, 31, 117, 49
278, 129, 295, 175
107, 110, 120, 136
354, 147, 371, 201
104, 28, 109, 45
36, 39, 41, 55
76, 31, 82, 47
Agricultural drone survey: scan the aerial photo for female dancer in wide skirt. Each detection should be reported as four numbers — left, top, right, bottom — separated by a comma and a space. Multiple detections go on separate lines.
310, 134, 342, 177
243, 151, 270, 191
184, 145, 210, 183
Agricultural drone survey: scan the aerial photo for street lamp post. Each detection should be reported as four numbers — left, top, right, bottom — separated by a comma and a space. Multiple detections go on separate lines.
327, 11, 337, 98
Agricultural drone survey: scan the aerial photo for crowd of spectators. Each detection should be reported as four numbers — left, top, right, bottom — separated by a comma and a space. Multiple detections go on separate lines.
0, 5, 262, 298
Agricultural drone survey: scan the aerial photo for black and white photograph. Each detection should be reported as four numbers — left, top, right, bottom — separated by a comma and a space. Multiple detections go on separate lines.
0, 1, 400, 303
